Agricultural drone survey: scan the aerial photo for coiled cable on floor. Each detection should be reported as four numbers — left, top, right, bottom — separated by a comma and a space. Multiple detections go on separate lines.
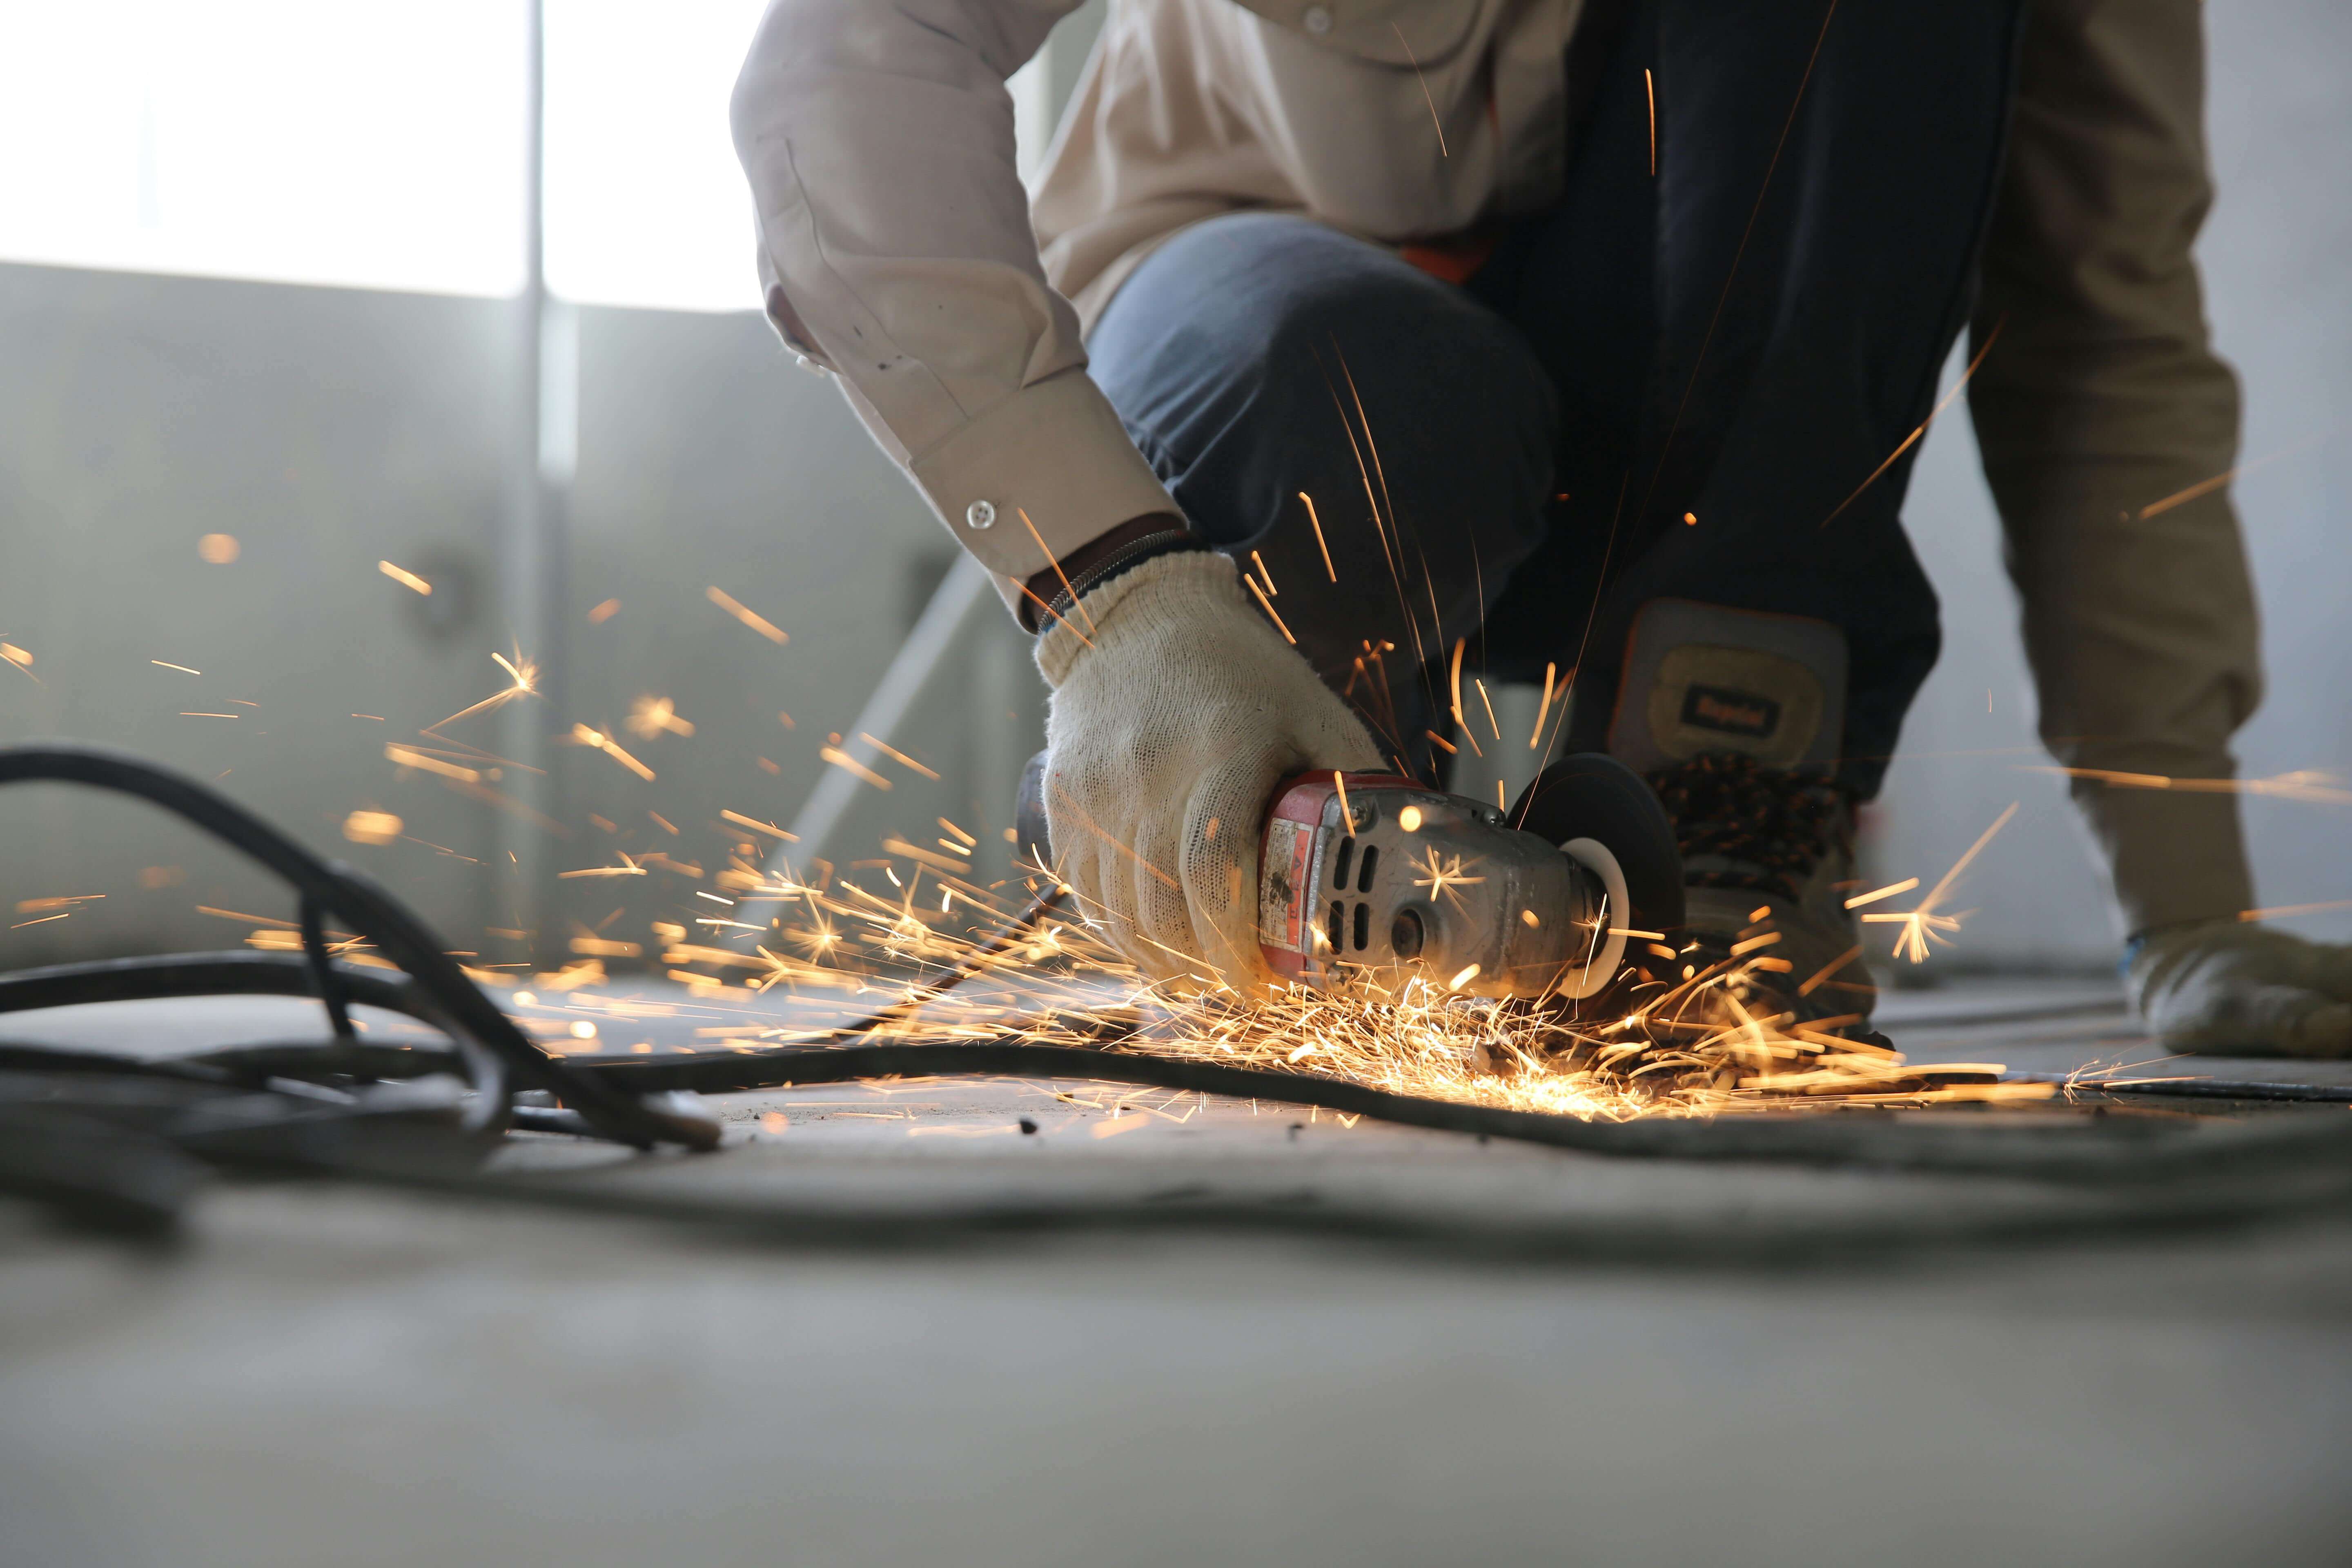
0, 743, 717, 1152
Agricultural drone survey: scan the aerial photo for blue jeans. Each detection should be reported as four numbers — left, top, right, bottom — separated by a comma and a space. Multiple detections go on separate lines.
1086, 0, 2025, 798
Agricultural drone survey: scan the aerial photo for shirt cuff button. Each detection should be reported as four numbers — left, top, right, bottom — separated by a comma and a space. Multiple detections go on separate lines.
965, 499, 997, 530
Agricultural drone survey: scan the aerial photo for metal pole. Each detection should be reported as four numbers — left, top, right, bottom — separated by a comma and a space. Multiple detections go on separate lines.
499, 0, 568, 969
777, 554, 993, 865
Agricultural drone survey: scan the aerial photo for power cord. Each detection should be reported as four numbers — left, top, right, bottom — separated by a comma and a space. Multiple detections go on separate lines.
0, 744, 716, 1153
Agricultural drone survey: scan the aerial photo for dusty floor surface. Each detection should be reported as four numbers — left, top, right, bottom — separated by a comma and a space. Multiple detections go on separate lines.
3, 977, 2349, 1566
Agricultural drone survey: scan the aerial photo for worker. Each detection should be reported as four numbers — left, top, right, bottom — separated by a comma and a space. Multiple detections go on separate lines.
733, 0, 2348, 1054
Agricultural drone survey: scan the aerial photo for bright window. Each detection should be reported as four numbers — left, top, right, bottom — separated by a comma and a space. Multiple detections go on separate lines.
542, 0, 772, 312
0, 1, 529, 296
542, 0, 1056, 314
0, 0, 1066, 312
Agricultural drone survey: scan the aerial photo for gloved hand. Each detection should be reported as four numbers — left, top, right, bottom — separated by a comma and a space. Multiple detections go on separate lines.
1036, 549, 1380, 991
2127, 920, 2352, 1058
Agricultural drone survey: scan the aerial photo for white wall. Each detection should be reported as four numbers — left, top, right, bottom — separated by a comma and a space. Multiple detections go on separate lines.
0, 266, 522, 962
0, 266, 944, 970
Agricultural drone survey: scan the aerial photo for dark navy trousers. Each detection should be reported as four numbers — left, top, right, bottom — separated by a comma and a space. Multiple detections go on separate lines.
1085, 0, 2025, 799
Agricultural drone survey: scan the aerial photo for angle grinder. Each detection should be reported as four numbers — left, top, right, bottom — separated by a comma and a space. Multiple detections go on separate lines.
1020, 751, 1684, 1000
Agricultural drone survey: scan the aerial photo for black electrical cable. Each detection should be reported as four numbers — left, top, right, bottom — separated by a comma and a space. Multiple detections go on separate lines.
297, 893, 357, 1041
0, 744, 715, 1151
0, 949, 425, 1017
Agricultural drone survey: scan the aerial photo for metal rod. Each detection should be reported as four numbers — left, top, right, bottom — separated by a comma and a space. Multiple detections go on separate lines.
499, 0, 568, 969
771, 554, 994, 875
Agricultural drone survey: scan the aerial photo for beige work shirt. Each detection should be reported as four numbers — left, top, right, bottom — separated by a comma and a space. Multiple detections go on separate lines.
732, 0, 2261, 935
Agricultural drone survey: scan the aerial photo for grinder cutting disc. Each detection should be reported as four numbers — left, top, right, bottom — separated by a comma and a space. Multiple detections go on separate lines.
1507, 755, 1685, 941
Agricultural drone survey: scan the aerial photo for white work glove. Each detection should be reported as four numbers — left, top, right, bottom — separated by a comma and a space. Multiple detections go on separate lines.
1036, 549, 1380, 991
2128, 920, 2352, 1058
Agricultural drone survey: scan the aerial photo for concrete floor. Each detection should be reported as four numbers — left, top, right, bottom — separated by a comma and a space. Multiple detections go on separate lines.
4, 977, 2350, 1566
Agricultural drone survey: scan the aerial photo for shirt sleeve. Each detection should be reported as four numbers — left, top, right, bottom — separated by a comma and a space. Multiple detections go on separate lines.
1968, 0, 2263, 937
731, 0, 1179, 610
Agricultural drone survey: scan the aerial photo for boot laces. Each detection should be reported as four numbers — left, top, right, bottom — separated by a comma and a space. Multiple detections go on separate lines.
1645, 751, 1848, 902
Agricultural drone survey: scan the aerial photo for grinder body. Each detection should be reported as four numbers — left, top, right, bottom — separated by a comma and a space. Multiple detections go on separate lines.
1016, 750, 1682, 998
1259, 772, 1633, 1000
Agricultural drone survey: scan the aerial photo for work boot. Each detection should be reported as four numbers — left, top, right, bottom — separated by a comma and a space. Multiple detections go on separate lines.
1604, 600, 1877, 1038
1646, 751, 1875, 1033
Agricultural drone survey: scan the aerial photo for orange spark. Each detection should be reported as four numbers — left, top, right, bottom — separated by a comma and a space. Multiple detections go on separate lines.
1863, 802, 2017, 962
1472, 676, 1502, 742
1392, 22, 1447, 156
1244, 572, 1296, 644
385, 744, 481, 782
1410, 842, 1485, 911
1446, 639, 1482, 757
1017, 508, 1096, 637
1843, 876, 1919, 909
568, 725, 656, 782
16, 894, 102, 913
1821, 319, 2003, 530
423, 650, 539, 733
626, 695, 696, 739
379, 560, 432, 595
1298, 492, 1338, 581
2021, 765, 2352, 807
820, 745, 891, 790
859, 733, 940, 780
706, 586, 787, 644
2136, 425, 2339, 519
2238, 899, 2352, 923
559, 859, 648, 879
1645, 68, 1657, 175
342, 809, 403, 845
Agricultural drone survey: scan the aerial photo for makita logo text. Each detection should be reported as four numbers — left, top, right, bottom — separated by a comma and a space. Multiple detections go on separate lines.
1681, 684, 1780, 738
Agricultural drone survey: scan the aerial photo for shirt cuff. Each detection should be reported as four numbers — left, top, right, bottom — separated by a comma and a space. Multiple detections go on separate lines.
906, 366, 1178, 613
